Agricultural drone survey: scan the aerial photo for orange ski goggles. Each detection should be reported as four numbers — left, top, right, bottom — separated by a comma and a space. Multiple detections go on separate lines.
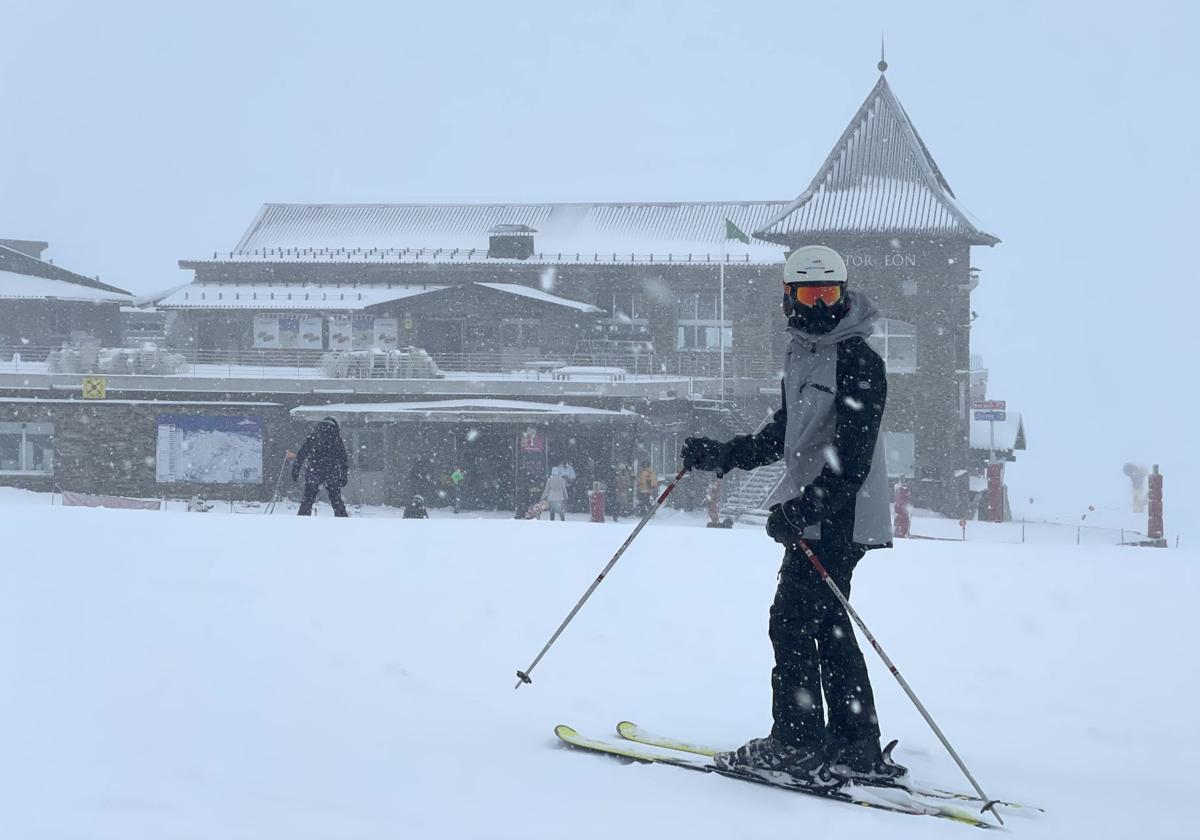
785, 283, 844, 308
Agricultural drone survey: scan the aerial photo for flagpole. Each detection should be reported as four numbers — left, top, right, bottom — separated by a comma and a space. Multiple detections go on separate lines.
719, 235, 726, 402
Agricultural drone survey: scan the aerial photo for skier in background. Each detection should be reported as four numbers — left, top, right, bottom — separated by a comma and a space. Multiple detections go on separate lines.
611, 463, 633, 522
541, 469, 569, 521
635, 463, 658, 514
403, 493, 429, 519
680, 245, 901, 787
292, 416, 349, 517
450, 466, 465, 513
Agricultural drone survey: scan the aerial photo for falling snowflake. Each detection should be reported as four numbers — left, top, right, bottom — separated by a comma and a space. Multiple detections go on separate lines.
822, 445, 842, 475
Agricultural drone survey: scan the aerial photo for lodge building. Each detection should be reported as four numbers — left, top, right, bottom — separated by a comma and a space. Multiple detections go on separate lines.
0, 68, 1018, 519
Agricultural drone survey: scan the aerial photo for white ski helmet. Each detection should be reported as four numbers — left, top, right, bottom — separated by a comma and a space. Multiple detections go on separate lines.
783, 245, 848, 286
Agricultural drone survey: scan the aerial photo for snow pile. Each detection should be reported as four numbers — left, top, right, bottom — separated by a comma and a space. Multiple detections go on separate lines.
0, 503, 1195, 838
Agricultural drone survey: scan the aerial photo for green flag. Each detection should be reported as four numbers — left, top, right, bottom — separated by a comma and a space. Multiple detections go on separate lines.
724, 218, 750, 244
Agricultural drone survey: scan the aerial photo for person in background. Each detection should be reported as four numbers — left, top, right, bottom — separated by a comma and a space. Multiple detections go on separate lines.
636, 463, 658, 515
541, 469, 569, 521
611, 463, 633, 522
403, 493, 429, 519
450, 466, 465, 513
292, 416, 349, 517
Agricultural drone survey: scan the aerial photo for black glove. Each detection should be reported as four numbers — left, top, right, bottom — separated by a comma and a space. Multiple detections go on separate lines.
766, 500, 808, 549
291, 465, 301, 482
680, 437, 727, 474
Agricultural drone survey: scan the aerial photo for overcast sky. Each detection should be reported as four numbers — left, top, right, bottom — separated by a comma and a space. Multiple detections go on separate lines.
2, 0, 1197, 537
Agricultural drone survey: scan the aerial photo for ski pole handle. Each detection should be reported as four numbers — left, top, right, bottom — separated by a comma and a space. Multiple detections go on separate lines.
514, 467, 689, 689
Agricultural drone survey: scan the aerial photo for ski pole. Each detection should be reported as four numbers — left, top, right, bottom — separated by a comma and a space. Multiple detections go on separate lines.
264, 450, 295, 515
515, 467, 689, 689
795, 537, 1005, 827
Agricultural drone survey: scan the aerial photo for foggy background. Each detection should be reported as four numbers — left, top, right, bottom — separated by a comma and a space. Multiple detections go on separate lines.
1, 0, 1195, 539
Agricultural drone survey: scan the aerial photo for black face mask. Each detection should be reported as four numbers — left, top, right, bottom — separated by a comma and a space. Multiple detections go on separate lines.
784, 295, 848, 335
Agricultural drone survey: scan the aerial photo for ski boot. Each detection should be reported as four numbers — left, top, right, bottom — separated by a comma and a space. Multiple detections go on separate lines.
713, 736, 842, 790
825, 737, 909, 785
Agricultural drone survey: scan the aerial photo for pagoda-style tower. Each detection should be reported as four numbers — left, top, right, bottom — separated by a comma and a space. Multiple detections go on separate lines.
754, 67, 999, 516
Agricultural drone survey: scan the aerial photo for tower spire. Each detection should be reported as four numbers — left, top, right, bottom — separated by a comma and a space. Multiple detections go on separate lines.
878, 34, 888, 73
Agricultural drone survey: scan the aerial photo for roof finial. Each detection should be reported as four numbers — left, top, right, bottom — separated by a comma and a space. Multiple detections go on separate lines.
878, 34, 888, 73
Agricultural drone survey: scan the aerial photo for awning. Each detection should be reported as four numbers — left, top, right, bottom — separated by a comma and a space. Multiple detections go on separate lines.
0, 270, 133, 303
156, 283, 445, 311
474, 283, 602, 313
292, 398, 643, 426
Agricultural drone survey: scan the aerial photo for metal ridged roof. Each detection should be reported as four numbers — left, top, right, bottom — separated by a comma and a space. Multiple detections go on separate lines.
231, 201, 788, 260
756, 75, 998, 245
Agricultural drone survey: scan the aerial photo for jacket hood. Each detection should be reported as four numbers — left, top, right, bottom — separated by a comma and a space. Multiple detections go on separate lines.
786, 290, 880, 348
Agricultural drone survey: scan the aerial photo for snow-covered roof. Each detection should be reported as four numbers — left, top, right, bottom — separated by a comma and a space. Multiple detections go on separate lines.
475, 283, 601, 313
292, 399, 642, 425
155, 283, 446, 311
0, 397, 280, 407
185, 201, 788, 266
756, 75, 998, 245
0, 270, 133, 303
969, 412, 1026, 451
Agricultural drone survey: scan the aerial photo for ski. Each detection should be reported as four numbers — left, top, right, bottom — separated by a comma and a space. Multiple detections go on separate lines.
555, 724, 997, 829
615, 720, 1041, 814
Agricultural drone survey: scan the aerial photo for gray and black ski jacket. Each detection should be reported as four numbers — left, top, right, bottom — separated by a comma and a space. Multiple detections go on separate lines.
720, 291, 893, 549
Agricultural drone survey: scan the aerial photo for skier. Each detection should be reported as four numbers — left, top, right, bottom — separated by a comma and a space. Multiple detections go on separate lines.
541, 469, 569, 521
450, 466, 465, 513
403, 493, 429, 519
611, 463, 633, 522
635, 463, 658, 514
680, 245, 902, 787
291, 416, 349, 517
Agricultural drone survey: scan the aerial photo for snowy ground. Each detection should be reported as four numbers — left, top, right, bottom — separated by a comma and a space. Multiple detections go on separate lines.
0, 497, 1196, 838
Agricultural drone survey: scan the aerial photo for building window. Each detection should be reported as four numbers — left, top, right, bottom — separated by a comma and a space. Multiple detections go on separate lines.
597, 291, 650, 341
676, 292, 732, 352
500, 319, 540, 348
884, 431, 915, 478
869, 319, 917, 374
0, 422, 55, 475
598, 290, 641, 321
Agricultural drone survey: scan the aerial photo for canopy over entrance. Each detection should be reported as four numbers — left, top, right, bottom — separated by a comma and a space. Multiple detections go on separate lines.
291, 398, 643, 427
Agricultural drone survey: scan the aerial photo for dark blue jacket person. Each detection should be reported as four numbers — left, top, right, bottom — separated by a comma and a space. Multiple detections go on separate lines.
292, 416, 350, 517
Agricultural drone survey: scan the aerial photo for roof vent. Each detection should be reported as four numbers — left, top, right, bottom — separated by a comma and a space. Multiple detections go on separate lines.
488, 224, 536, 260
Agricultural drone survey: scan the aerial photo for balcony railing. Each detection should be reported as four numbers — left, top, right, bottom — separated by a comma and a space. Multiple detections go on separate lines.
0, 346, 783, 383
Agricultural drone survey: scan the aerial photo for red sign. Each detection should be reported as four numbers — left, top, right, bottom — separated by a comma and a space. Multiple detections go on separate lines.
972, 400, 1006, 411
519, 430, 545, 453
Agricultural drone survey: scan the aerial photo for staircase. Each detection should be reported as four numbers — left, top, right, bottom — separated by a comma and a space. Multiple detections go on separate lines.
691, 397, 757, 436
690, 395, 787, 523
718, 461, 787, 522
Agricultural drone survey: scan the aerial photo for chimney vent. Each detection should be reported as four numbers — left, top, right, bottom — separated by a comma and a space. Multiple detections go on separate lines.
487, 224, 536, 260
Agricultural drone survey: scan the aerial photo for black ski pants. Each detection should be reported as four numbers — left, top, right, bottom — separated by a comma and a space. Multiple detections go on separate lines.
769, 541, 880, 750
298, 481, 349, 517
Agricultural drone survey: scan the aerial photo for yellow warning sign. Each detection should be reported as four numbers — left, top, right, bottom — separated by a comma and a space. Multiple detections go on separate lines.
82, 376, 107, 399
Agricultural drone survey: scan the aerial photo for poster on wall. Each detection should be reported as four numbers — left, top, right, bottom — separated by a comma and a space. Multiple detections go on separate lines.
374, 318, 399, 350
155, 414, 263, 485
519, 427, 545, 453
329, 316, 353, 350
299, 316, 324, 349
277, 315, 300, 349
352, 315, 375, 350
252, 315, 280, 348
